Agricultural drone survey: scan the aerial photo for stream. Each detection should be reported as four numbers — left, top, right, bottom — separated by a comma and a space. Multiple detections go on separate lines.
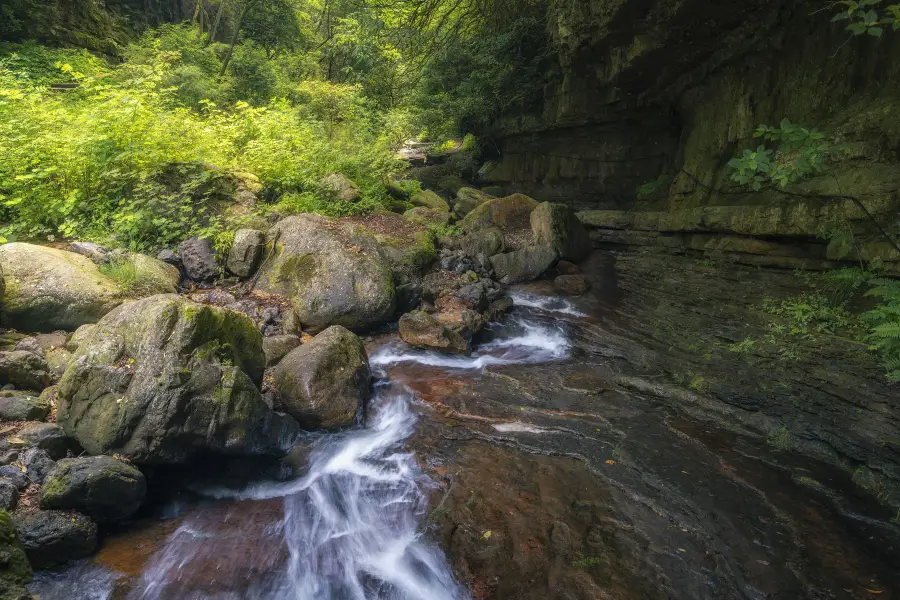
28, 292, 581, 600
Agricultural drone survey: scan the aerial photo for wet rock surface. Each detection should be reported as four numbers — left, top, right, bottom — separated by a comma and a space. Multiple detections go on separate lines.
39, 456, 146, 522
15, 510, 97, 570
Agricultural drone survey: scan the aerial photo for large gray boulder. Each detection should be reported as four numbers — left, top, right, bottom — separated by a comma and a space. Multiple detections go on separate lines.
273, 326, 370, 429
461, 194, 539, 232
530, 202, 592, 262
14, 510, 97, 569
226, 229, 265, 278
0, 243, 122, 332
57, 295, 299, 465
40, 456, 146, 522
490, 247, 558, 284
454, 188, 494, 219
255, 215, 395, 332
320, 173, 361, 202
0, 351, 51, 392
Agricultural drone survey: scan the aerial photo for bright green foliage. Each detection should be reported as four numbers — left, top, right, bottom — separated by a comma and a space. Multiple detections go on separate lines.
728, 119, 831, 190
862, 279, 900, 380
832, 0, 900, 37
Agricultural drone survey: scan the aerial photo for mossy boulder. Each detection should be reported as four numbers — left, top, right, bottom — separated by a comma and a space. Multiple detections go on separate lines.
56, 295, 299, 465
0, 243, 122, 332
0, 392, 50, 422
123, 253, 181, 294
0, 351, 51, 392
14, 510, 97, 570
461, 194, 540, 232
454, 188, 495, 219
255, 215, 396, 332
530, 202, 592, 262
273, 326, 371, 430
490, 247, 558, 284
0, 510, 31, 600
404, 207, 450, 227
320, 173, 361, 202
39, 456, 146, 522
459, 228, 505, 258
410, 190, 450, 213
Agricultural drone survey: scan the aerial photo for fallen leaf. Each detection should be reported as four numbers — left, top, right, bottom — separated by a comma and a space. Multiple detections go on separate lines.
482, 530, 492, 540
864, 589, 883, 595
605, 460, 616, 465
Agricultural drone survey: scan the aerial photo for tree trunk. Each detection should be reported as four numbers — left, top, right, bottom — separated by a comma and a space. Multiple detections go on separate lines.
218, 0, 257, 78
206, 0, 227, 46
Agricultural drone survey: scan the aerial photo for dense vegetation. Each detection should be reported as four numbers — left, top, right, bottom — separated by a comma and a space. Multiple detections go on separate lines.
0, 0, 547, 251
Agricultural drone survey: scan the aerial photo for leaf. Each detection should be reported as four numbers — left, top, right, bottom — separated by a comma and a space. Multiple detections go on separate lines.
867, 25, 884, 35
481, 530, 492, 540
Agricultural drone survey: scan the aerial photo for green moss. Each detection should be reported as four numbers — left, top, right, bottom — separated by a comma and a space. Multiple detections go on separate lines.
0, 510, 32, 586
402, 230, 438, 269
277, 254, 317, 285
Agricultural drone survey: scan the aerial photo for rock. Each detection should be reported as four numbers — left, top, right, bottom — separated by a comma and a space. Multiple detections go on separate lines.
69, 242, 108, 264
0, 469, 26, 491
226, 229, 266, 278
487, 296, 515, 320
16, 424, 77, 460
273, 326, 370, 429
530, 202, 592, 262
262, 335, 301, 368
0, 352, 51, 393
557, 260, 580, 275
320, 173, 361, 202
555, 274, 591, 296
156, 249, 181, 268
14, 510, 97, 569
395, 283, 423, 314
66, 325, 95, 353
0, 481, 17, 511
21, 448, 55, 485
13, 338, 43, 358
0, 453, 18, 467
437, 175, 467, 196
57, 295, 298, 464
410, 190, 450, 213
490, 247, 558, 284
459, 228, 505, 258
462, 194, 540, 232
454, 188, 495, 219
0, 393, 49, 422
45, 348, 73, 379
0, 243, 122, 332
398, 310, 478, 355
40, 456, 146, 522
255, 215, 395, 332
404, 207, 450, 226
451, 284, 489, 312
178, 238, 218, 284
124, 253, 182, 295
0, 510, 32, 598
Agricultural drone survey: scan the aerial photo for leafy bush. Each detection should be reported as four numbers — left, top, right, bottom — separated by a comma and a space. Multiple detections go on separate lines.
862, 279, 900, 380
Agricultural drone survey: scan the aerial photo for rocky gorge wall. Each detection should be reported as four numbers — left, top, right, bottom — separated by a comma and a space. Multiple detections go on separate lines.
483, 0, 900, 267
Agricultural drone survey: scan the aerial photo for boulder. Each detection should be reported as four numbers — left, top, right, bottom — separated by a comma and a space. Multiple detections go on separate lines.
57, 295, 299, 465
68, 242, 108, 264
40, 456, 146, 522
15, 424, 78, 460
437, 175, 467, 196
0, 511, 31, 599
0, 351, 51, 391
0, 469, 26, 491
226, 229, 266, 278
21, 448, 55, 485
556, 260, 580, 275
273, 326, 370, 429
490, 247, 558, 284
66, 325, 95, 353
398, 309, 481, 355
0, 243, 122, 332
123, 253, 182, 295
255, 215, 395, 332
0, 481, 17, 511
262, 335, 301, 368
555, 274, 591, 296
178, 238, 218, 284
530, 202, 592, 262
454, 188, 495, 219
320, 173, 361, 202
459, 228, 505, 258
0, 392, 49, 422
14, 510, 97, 569
156, 249, 181, 268
461, 194, 539, 232
410, 190, 450, 213
404, 207, 450, 227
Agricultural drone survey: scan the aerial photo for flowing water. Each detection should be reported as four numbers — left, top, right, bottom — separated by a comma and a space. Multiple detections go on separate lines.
30, 293, 581, 600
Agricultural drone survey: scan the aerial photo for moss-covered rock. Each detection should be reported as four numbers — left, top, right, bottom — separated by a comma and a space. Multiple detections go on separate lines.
530, 202, 592, 262
410, 190, 450, 213
14, 510, 97, 570
39, 455, 146, 522
459, 228, 505, 258
0, 243, 122, 333
0, 510, 31, 600
404, 207, 450, 226
255, 215, 396, 332
454, 188, 495, 219
273, 326, 371, 430
0, 351, 51, 392
462, 194, 540, 232
56, 295, 299, 465
0, 392, 49, 422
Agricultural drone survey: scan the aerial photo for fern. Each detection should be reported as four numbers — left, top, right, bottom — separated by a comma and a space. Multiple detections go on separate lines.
860, 278, 900, 380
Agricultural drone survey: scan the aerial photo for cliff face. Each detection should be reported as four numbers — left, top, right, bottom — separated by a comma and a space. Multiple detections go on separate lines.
0, 0, 194, 53
484, 0, 900, 264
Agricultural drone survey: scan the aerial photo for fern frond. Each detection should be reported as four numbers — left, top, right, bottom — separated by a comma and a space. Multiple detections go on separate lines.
871, 323, 900, 339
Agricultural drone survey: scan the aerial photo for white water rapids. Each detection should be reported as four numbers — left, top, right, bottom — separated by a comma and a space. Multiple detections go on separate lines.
29, 293, 579, 600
